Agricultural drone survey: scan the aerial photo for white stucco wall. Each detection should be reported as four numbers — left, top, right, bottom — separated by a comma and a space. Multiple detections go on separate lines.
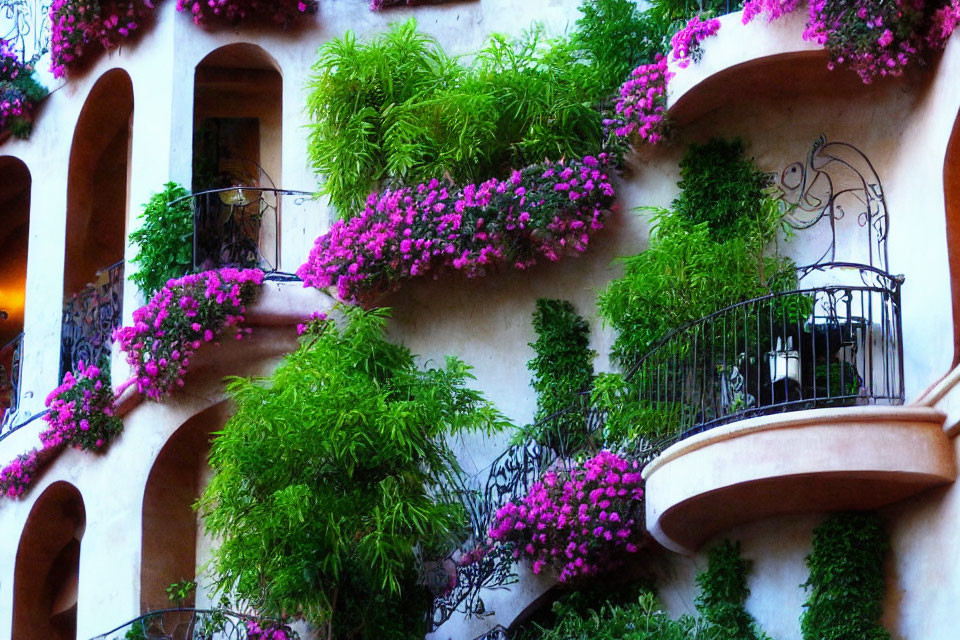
3, 2, 960, 640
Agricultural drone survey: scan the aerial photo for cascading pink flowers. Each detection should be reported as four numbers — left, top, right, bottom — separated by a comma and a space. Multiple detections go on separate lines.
40, 360, 121, 451
670, 15, 722, 69
175, 0, 317, 27
604, 55, 672, 145
742, 0, 960, 83
0, 360, 119, 499
113, 268, 264, 400
488, 451, 645, 583
49, 0, 156, 78
297, 155, 616, 305
245, 619, 297, 640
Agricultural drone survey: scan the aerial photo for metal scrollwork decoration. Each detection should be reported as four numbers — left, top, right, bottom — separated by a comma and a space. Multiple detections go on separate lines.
777, 135, 890, 273
59, 261, 124, 381
1, 0, 51, 63
0, 332, 23, 432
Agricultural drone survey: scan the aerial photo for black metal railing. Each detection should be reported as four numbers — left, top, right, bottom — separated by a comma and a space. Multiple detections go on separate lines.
1, 0, 51, 63
59, 260, 124, 381
171, 187, 314, 278
88, 608, 289, 640
625, 263, 904, 443
0, 331, 23, 431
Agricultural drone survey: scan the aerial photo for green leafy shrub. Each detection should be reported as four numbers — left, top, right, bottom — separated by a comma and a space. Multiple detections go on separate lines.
198, 306, 511, 640
523, 299, 595, 450
801, 512, 890, 640
519, 591, 703, 640
673, 138, 771, 242
591, 372, 685, 446
129, 183, 195, 297
696, 540, 771, 640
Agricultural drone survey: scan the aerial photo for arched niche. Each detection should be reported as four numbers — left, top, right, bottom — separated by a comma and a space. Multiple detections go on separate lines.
0, 156, 30, 423
943, 112, 960, 365
192, 43, 283, 190
139, 402, 229, 613
64, 68, 133, 299
12, 481, 86, 640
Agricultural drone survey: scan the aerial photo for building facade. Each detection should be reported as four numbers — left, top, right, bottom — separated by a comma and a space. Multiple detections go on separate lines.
2, 1, 960, 639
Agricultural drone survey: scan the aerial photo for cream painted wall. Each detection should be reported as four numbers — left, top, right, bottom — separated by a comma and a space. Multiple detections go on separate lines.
3, 2, 960, 640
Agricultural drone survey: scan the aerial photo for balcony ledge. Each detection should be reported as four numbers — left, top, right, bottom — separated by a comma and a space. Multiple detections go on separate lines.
641, 405, 956, 555
666, 9, 853, 126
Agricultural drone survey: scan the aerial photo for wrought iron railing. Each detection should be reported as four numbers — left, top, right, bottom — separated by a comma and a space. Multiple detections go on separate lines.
171, 187, 314, 279
0, 332, 23, 430
625, 263, 904, 443
1, 0, 50, 63
88, 608, 292, 640
60, 260, 124, 381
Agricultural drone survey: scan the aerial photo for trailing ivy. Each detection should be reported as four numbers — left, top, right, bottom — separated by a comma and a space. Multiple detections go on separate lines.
598, 139, 795, 369
673, 138, 770, 242
801, 512, 890, 640
198, 306, 511, 640
129, 183, 195, 297
522, 299, 595, 450
696, 540, 771, 640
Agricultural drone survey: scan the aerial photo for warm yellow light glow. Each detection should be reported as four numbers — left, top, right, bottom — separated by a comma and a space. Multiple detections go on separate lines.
0, 288, 26, 315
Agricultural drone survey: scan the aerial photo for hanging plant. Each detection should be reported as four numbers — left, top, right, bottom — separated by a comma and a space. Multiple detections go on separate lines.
40, 360, 121, 451
604, 55, 672, 145
0, 40, 46, 139
297, 155, 616, 305
49, 0, 156, 78
176, 0, 317, 28
113, 268, 264, 400
742, 0, 960, 83
669, 14, 722, 69
488, 450, 645, 583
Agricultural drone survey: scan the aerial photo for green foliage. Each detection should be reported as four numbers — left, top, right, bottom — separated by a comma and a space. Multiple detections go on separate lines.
591, 372, 685, 446
696, 541, 771, 640
673, 138, 771, 242
598, 202, 795, 368
519, 591, 704, 640
165, 579, 196, 607
129, 183, 195, 297
198, 305, 511, 639
522, 299, 595, 451
801, 512, 890, 640
306, 2, 650, 215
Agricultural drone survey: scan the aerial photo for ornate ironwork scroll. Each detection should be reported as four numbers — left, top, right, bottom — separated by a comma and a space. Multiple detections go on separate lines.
777, 135, 890, 273
175, 187, 313, 279
88, 608, 296, 640
59, 261, 124, 381
0, 332, 23, 432
471, 625, 510, 640
1, 0, 51, 63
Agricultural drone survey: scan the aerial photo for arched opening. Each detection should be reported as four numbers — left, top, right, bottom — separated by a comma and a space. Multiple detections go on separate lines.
140, 402, 229, 615
61, 68, 133, 379
12, 481, 86, 640
943, 113, 960, 366
192, 44, 283, 271
0, 156, 30, 427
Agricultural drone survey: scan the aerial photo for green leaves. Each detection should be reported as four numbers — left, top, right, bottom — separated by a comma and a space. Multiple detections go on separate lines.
801, 513, 890, 640
199, 305, 510, 638
523, 298, 596, 451
695, 541, 771, 640
128, 182, 194, 297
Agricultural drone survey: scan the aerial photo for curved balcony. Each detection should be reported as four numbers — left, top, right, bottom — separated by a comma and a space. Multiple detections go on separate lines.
59, 260, 124, 382
89, 608, 273, 640
666, 9, 838, 126
636, 264, 956, 553
172, 187, 315, 280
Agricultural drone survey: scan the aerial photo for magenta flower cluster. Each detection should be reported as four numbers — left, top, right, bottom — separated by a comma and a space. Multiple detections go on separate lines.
176, 0, 317, 27
0, 39, 39, 135
49, 0, 155, 78
40, 360, 121, 452
0, 451, 40, 499
297, 155, 616, 305
245, 619, 296, 640
113, 268, 264, 400
488, 451, 644, 583
604, 55, 673, 145
741, 0, 801, 24
670, 15, 722, 69
743, 0, 960, 83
